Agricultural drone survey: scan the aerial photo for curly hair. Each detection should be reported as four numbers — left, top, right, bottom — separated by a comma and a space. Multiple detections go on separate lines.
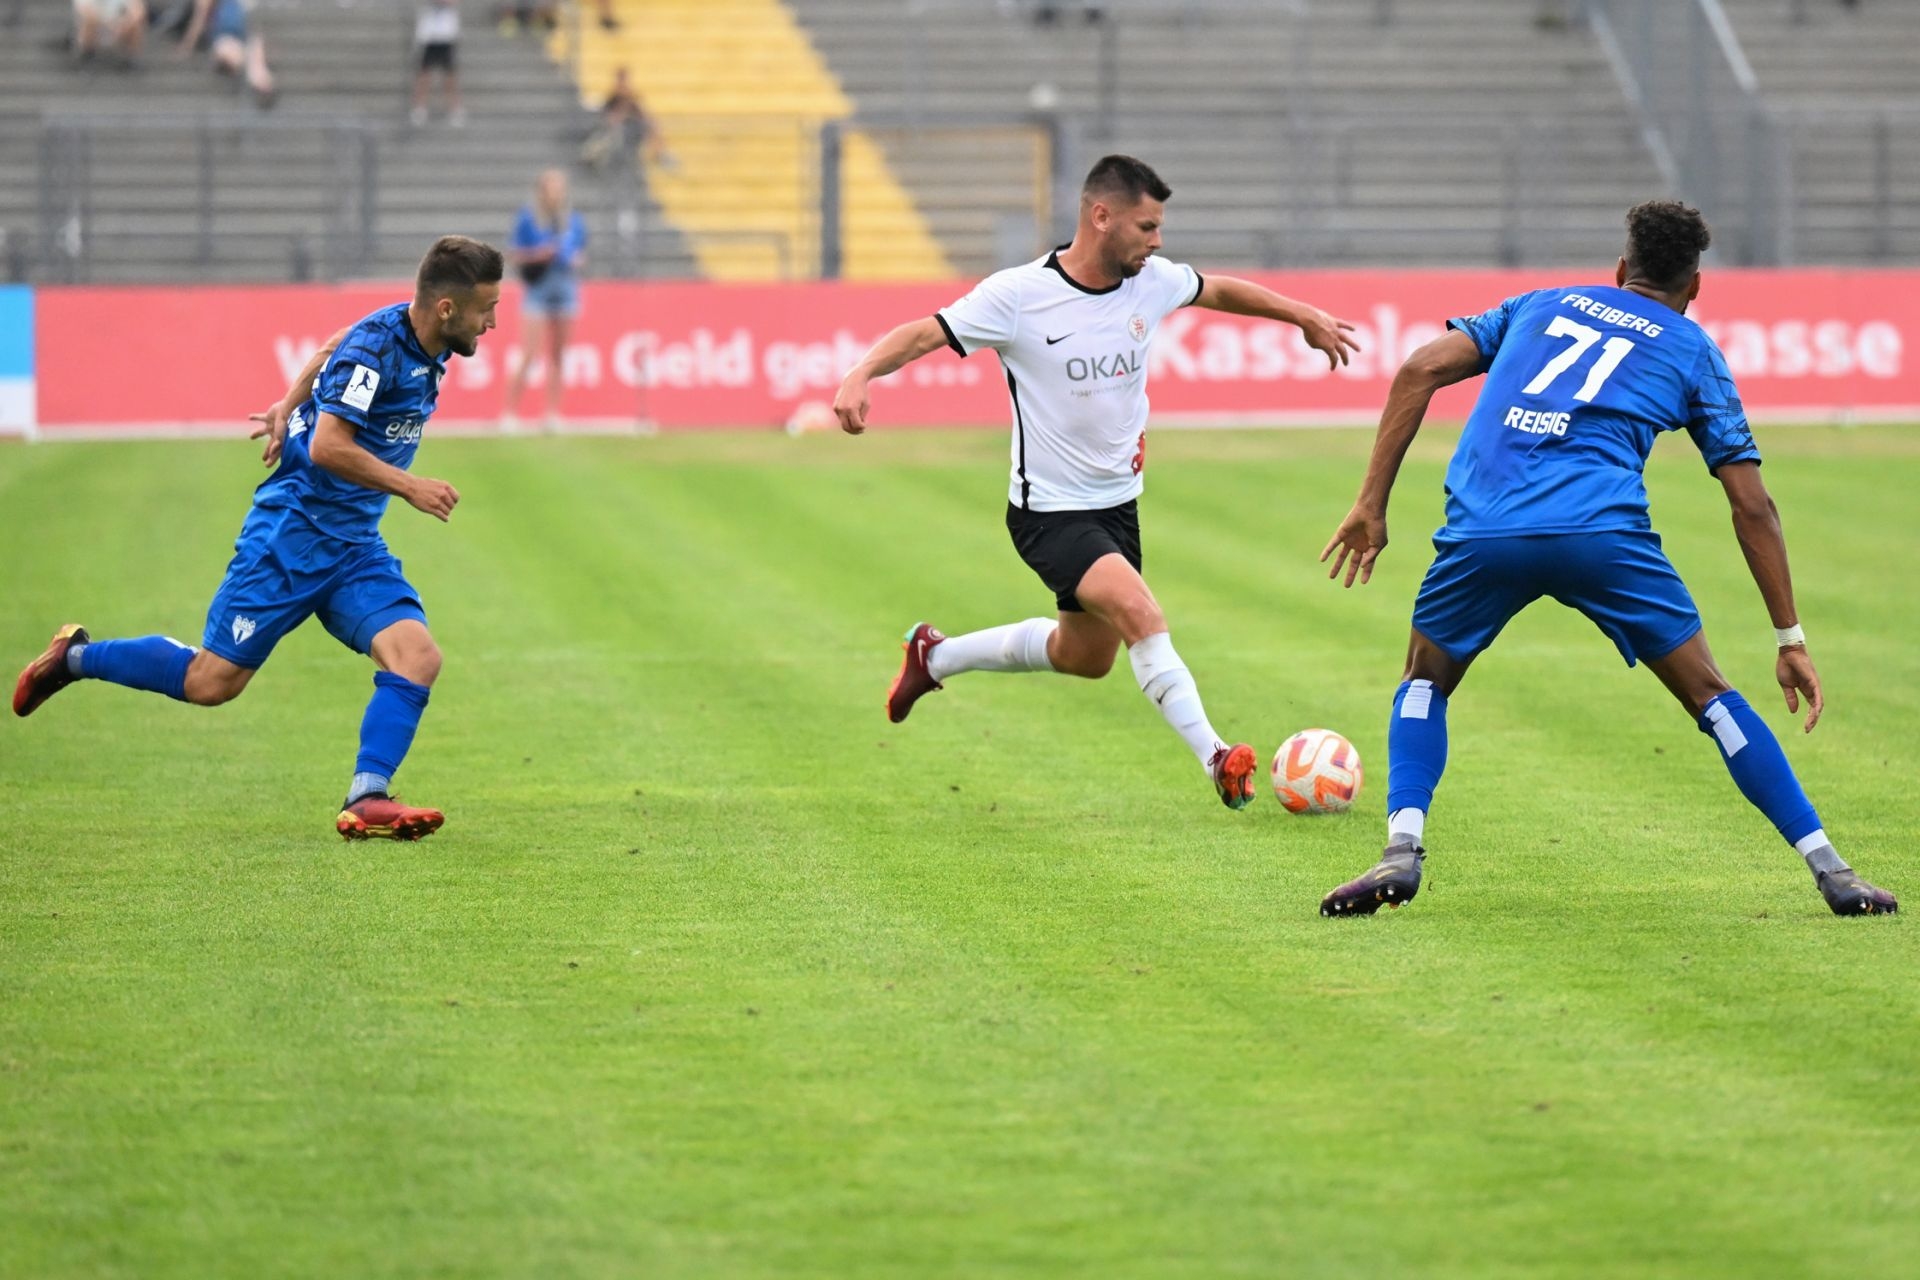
1625, 200, 1711, 291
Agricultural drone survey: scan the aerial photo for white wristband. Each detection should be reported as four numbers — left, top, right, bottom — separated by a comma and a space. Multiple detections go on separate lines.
1775, 624, 1806, 649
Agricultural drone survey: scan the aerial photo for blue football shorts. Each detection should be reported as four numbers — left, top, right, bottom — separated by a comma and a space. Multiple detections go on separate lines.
522, 269, 580, 319
201, 505, 427, 669
1411, 528, 1702, 667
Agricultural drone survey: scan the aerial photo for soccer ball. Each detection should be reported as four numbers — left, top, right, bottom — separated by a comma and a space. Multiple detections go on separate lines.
785, 399, 839, 436
1271, 729, 1363, 814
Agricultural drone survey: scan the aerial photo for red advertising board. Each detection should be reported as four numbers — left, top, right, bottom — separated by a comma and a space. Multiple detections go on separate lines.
32, 269, 1920, 433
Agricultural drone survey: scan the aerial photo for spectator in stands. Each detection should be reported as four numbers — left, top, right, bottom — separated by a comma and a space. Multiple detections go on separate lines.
1022, 1, 1106, 25
178, 0, 276, 107
498, 1, 616, 33
499, 2, 555, 31
411, 0, 465, 128
581, 67, 665, 172
502, 169, 589, 432
72, 0, 147, 66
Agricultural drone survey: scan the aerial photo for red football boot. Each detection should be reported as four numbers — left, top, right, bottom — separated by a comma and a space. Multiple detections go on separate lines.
886, 622, 946, 724
1207, 742, 1258, 810
336, 794, 445, 842
13, 624, 89, 718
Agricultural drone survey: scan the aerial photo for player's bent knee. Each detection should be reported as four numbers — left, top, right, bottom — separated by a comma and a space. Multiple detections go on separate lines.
390, 642, 442, 687
183, 652, 253, 706
370, 621, 442, 686
1059, 649, 1116, 680
1680, 676, 1732, 719
1403, 630, 1468, 696
1094, 600, 1164, 647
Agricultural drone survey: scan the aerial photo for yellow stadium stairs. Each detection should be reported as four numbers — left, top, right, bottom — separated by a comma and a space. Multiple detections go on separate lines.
554, 0, 953, 282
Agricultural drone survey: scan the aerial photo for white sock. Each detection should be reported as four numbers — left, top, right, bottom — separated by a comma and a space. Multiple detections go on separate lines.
1127, 631, 1222, 767
1388, 807, 1426, 846
1795, 828, 1849, 877
926, 617, 1057, 682
1793, 829, 1831, 857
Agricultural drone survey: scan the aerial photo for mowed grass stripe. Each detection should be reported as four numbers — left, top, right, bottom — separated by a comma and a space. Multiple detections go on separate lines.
1, 428, 1916, 1280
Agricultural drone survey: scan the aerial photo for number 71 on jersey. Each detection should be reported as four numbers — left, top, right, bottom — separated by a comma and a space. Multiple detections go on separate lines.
1523, 316, 1636, 403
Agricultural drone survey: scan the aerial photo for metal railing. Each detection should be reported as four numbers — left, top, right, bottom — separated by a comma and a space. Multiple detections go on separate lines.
856, 115, 1059, 269
1130, 111, 1664, 269
1775, 103, 1920, 263
889, 0, 1310, 143
1579, 0, 1792, 263
37, 112, 381, 283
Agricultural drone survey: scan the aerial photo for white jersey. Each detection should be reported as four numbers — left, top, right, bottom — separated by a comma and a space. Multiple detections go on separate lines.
415, 1, 460, 45
937, 249, 1203, 511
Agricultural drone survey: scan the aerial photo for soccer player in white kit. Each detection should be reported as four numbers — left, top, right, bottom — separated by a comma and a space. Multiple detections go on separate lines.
833, 155, 1361, 808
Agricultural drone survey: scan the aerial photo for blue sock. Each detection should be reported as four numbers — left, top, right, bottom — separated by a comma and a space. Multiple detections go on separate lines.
354, 671, 431, 793
78, 636, 196, 702
1699, 690, 1822, 845
1387, 678, 1449, 818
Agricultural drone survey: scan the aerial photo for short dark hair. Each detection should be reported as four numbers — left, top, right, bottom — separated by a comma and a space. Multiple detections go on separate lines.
1624, 200, 1711, 292
1081, 154, 1172, 206
416, 235, 504, 299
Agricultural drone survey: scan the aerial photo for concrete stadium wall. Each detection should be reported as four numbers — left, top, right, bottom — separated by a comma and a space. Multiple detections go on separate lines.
8, 272, 1918, 437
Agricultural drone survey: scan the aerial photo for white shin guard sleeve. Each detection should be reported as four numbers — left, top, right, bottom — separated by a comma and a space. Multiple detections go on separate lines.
1128, 632, 1221, 766
927, 618, 1057, 682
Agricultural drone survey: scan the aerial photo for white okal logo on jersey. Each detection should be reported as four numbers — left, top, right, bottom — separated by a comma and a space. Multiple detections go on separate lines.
342, 364, 381, 411
232, 616, 257, 644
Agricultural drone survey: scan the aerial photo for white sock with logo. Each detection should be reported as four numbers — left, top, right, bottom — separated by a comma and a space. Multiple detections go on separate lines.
926, 618, 1057, 682
1128, 631, 1223, 767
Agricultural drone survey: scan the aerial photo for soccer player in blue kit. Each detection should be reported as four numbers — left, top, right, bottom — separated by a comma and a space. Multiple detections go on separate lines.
1317, 201, 1896, 918
12, 236, 502, 842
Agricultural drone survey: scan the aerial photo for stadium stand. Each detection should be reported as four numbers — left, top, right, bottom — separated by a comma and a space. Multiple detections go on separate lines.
3, 0, 1914, 283
787, 0, 1666, 271
0, 0, 696, 283
1716, 0, 1920, 262
562, 0, 952, 280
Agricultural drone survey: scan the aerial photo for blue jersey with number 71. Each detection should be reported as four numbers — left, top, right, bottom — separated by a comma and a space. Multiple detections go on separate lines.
1438, 283, 1759, 542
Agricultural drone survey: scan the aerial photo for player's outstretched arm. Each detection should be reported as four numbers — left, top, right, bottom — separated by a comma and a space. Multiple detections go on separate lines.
309, 414, 460, 522
248, 325, 349, 467
1321, 329, 1482, 588
1719, 461, 1822, 732
1193, 275, 1360, 370
832, 317, 949, 435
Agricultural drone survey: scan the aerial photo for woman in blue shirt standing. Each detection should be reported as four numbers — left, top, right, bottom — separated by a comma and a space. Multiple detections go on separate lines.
503, 168, 588, 431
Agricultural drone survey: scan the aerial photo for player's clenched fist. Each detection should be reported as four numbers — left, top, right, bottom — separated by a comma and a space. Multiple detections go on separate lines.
407, 477, 460, 521
833, 378, 870, 435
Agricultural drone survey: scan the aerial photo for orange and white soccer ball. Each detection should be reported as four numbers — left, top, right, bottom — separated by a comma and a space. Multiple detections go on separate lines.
1271, 728, 1363, 814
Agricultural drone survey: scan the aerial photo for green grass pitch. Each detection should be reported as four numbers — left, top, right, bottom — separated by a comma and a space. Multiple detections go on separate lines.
2, 425, 1917, 1279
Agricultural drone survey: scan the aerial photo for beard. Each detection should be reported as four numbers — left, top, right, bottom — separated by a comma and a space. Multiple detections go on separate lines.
444, 329, 479, 358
